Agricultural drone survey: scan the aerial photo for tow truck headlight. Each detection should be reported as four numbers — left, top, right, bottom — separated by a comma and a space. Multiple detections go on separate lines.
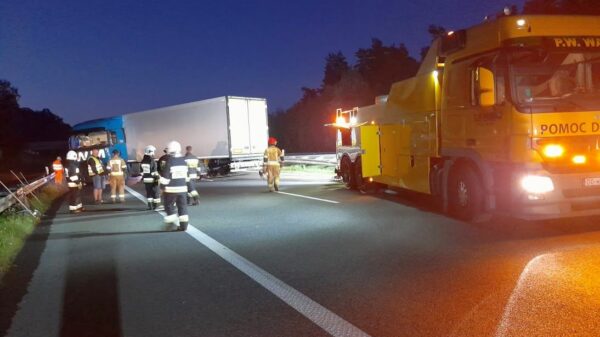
336, 116, 346, 125
542, 144, 564, 158
520, 175, 554, 194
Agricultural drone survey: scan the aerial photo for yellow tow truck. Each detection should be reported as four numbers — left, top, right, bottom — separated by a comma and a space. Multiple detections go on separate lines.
334, 15, 600, 220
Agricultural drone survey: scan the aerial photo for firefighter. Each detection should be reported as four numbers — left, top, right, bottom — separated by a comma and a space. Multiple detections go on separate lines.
156, 147, 169, 209
159, 141, 189, 231
184, 145, 201, 206
52, 156, 64, 185
141, 145, 160, 210
64, 151, 83, 213
87, 148, 106, 204
263, 137, 284, 192
107, 149, 127, 203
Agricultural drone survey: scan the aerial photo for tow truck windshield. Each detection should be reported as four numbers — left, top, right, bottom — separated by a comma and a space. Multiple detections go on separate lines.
510, 49, 600, 113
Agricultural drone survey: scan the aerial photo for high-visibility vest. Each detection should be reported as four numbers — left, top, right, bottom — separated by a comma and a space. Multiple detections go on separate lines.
87, 156, 105, 176
52, 160, 63, 172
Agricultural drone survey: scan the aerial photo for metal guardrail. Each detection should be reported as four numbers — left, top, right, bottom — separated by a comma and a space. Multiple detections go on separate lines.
0, 173, 55, 214
285, 153, 336, 166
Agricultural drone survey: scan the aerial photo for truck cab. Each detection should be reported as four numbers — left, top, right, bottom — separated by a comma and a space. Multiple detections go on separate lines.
335, 15, 600, 221
69, 116, 129, 176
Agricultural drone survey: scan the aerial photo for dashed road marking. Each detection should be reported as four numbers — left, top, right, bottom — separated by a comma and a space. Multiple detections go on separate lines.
275, 191, 339, 204
124, 185, 368, 337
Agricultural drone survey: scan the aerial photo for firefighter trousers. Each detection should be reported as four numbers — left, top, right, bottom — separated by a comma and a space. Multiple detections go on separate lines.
110, 175, 125, 201
266, 163, 281, 191
68, 186, 82, 212
144, 183, 160, 207
187, 178, 199, 204
163, 193, 188, 230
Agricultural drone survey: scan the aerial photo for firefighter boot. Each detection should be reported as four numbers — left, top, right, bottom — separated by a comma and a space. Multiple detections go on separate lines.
147, 202, 153, 210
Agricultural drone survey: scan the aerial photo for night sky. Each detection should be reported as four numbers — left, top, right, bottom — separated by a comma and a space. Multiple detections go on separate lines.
1, 0, 525, 125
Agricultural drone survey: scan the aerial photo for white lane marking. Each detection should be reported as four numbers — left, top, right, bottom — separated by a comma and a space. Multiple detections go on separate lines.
494, 254, 551, 337
124, 186, 369, 337
276, 191, 339, 204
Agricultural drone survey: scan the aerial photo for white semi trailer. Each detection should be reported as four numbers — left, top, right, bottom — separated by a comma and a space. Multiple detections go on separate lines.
69, 96, 269, 175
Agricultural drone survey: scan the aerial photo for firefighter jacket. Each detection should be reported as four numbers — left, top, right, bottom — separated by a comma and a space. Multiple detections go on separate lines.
107, 156, 127, 176
159, 155, 189, 194
65, 161, 82, 188
141, 155, 159, 183
263, 145, 284, 165
52, 160, 64, 174
184, 153, 201, 180
87, 155, 105, 176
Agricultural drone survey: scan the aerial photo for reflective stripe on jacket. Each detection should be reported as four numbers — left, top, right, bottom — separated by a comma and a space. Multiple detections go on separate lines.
108, 158, 127, 176
263, 146, 283, 163
141, 155, 159, 184
184, 153, 201, 181
161, 155, 189, 194
65, 161, 81, 188
52, 161, 63, 171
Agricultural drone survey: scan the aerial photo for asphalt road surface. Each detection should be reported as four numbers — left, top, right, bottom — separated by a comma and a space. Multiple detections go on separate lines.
1, 170, 599, 337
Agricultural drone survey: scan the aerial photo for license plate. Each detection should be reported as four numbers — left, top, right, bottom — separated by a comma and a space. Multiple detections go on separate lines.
584, 177, 600, 187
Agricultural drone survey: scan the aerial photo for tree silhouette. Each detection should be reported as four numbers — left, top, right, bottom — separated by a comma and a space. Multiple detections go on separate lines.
322, 51, 350, 88
271, 37, 420, 152
0, 79, 71, 145
355, 38, 419, 96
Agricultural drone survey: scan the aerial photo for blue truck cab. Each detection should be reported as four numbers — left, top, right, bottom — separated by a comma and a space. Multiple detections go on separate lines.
70, 116, 128, 163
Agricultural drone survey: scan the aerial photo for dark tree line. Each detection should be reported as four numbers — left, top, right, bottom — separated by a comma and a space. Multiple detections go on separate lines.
269, 39, 420, 153
0, 80, 71, 145
270, 0, 600, 153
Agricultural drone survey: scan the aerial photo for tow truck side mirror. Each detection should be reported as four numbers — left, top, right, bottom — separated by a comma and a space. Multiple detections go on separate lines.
478, 67, 496, 107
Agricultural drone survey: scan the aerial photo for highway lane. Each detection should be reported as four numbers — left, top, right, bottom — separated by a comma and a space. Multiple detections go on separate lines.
1, 171, 600, 337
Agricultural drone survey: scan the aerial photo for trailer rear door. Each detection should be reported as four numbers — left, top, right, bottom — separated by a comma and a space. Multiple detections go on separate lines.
228, 97, 251, 156
247, 99, 268, 155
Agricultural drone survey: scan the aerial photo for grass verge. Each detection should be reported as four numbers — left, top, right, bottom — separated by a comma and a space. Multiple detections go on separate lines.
0, 183, 64, 274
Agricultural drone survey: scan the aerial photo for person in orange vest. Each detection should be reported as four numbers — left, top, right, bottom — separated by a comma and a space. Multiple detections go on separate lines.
107, 149, 127, 203
52, 156, 64, 185
263, 137, 284, 192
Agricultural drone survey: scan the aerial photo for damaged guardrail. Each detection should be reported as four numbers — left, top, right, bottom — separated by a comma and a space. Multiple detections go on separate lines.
0, 173, 55, 215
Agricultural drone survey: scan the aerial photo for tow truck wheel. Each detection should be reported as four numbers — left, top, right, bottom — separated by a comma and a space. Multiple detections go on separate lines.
448, 164, 483, 221
340, 157, 356, 189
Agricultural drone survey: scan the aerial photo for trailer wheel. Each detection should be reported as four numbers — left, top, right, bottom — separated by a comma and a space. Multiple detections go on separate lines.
448, 164, 483, 221
218, 165, 231, 176
340, 157, 356, 189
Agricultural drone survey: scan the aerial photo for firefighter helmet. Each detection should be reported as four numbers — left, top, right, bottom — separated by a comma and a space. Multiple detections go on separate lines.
66, 151, 78, 161
268, 137, 277, 145
144, 145, 156, 155
167, 141, 182, 155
